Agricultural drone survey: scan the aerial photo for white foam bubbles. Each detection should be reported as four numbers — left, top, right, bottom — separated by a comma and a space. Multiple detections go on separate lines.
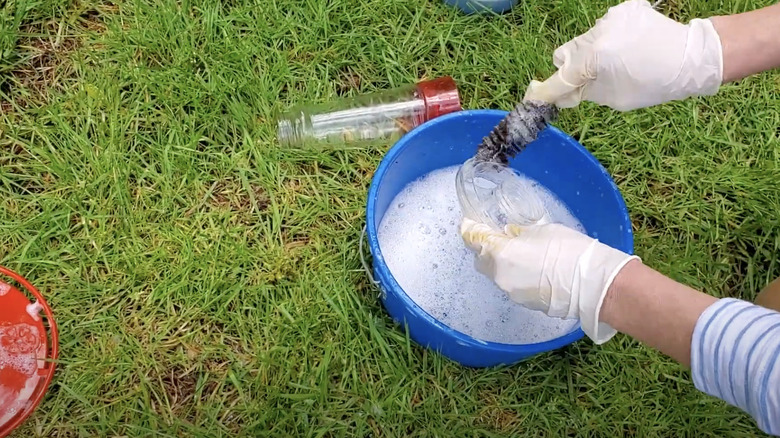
377, 165, 582, 344
0, 324, 42, 375
0, 322, 42, 421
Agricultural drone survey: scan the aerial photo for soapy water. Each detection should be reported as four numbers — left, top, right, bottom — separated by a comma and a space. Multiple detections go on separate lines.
0, 373, 37, 425
0, 324, 41, 375
0, 323, 43, 424
377, 165, 582, 344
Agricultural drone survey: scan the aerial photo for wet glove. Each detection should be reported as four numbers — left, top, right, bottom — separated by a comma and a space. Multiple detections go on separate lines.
524, 0, 723, 111
460, 218, 639, 343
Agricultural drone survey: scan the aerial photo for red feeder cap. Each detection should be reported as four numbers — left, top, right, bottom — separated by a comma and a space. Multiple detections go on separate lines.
416, 76, 462, 121
0, 267, 58, 438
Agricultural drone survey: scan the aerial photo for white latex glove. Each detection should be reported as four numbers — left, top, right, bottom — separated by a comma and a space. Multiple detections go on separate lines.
524, 0, 723, 111
460, 218, 639, 344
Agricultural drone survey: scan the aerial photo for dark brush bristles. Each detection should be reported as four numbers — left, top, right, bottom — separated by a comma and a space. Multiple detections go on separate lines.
475, 100, 559, 165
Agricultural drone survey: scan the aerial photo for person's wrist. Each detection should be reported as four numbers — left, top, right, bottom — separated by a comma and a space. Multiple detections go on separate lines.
600, 258, 643, 328
576, 241, 640, 344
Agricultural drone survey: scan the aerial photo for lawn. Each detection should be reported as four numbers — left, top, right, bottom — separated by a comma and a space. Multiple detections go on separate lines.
1, 0, 779, 436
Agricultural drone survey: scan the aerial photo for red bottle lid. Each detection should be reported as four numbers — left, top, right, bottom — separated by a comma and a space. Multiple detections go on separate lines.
0, 267, 58, 438
416, 76, 462, 121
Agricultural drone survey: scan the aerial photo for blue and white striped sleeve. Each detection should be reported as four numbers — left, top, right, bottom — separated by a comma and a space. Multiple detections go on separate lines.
691, 298, 780, 435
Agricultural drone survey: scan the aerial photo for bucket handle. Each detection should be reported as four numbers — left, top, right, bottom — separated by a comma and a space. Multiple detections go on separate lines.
359, 223, 385, 299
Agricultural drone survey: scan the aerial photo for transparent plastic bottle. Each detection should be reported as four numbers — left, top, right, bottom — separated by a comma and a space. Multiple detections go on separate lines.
455, 158, 552, 230
277, 76, 461, 146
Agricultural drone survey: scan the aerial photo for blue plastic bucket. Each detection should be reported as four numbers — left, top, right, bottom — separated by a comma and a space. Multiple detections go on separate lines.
443, 0, 518, 14
365, 109, 633, 368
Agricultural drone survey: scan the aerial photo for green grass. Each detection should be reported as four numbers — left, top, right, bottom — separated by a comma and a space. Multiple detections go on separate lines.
1, 0, 779, 435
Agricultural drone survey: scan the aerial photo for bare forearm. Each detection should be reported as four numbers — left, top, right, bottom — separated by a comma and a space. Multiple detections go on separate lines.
599, 260, 718, 367
710, 3, 780, 83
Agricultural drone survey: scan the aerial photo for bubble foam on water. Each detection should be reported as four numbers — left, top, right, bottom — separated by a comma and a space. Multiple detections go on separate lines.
0, 324, 41, 376
377, 165, 582, 344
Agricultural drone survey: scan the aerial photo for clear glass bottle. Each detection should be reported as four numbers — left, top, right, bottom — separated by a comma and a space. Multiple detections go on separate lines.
277, 76, 461, 146
455, 158, 551, 230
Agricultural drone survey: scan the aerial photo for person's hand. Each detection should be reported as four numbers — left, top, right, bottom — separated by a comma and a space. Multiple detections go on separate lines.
460, 218, 639, 343
524, 0, 723, 111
